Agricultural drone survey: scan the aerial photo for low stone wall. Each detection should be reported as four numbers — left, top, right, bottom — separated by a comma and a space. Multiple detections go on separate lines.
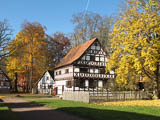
63, 91, 90, 103
62, 91, 150, 103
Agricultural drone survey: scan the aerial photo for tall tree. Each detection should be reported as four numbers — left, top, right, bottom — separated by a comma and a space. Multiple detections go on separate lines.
47, 32, 71, 69
106, 0, 160, 98
0, 19, 12, 68
7, 21, 48, 92
71, 12, 113, 49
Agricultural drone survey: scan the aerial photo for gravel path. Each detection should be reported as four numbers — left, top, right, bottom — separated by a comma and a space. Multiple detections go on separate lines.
2, 96, 87, 120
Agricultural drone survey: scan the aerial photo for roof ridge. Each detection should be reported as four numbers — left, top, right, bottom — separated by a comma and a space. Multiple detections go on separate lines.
72, 37, 97, 50
55, 38, 98, 68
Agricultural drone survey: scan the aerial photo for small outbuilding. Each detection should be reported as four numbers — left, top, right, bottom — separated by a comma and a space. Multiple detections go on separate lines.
37, 70, 54, 94
0, 68, 11, 93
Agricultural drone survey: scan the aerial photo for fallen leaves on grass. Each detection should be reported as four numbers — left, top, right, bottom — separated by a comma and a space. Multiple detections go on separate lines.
0, 96, 5, 99
96, 100, 160, 107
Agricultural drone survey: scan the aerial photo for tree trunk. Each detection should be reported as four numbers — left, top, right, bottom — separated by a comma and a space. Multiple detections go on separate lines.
14, 72, 18, 93
30, 36, 33, 93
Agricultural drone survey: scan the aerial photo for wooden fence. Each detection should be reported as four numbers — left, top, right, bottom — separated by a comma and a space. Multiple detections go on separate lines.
89, 91, 151, 103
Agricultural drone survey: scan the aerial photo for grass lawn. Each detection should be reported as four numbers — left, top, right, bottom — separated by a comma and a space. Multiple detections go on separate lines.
31, 99, 160, 120
0, 100, 20, 120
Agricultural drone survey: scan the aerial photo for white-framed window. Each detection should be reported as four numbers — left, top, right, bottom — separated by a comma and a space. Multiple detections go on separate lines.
105, 58, 108, 62
100, 56, 104, 61
74, 67, 79, 72
86, 56, 90, 60
96, 46, 100, 50
42, 78, 45, 83
90, 69, 94, 73
95, 56, 99, 61
98, 80, 103, 87
82, 56, 85, 60
95, 69, 99, 73
110, 70, 114, 74
85, 80, 89, 87
46, 76, 49, 80
91, 45, 95, 49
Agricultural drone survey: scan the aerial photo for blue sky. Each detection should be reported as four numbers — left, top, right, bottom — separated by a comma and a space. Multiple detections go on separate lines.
0, 0, 121, 38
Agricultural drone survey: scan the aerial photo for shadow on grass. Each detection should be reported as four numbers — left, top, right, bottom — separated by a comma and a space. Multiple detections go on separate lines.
2, 105, 160, 120
0, 99, 3, 102
0, 109, 20, 120
3, 102, 44, 109
1, 102, 85, 120
56, 107, 160, 120
0, 102, 20, 120
2, 100, 160, 120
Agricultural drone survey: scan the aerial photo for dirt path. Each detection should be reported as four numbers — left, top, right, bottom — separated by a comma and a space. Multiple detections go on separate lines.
2, 96, 87, 120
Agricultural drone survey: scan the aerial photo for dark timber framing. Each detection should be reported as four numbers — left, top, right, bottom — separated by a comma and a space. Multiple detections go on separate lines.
54, 38, 114, 93
72, 38, 111, 91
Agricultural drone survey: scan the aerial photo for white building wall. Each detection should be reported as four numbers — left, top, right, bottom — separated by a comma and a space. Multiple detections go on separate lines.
37, 71, 54, 94
54, 65, 73, 80
55, 80, 74, 95
54, 65, 74, 95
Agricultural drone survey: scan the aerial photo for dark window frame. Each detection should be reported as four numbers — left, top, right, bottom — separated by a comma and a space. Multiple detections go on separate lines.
100, 68, 105, 74
90, 55, 95, 61
80, 68, 88, 73
95, 42, 98, 46
65, 69, 69, 74
66, 81, 72, 88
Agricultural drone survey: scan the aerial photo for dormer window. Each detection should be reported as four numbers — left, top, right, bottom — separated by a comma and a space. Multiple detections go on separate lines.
96, 46, 100, 50
86, 56, 90, 60
91, 45, 95, 49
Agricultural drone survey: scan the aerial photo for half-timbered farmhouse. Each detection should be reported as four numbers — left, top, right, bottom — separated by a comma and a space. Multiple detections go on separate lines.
37, 70, 54, 94
54, 38, 114, 95
0, 68, 10, 93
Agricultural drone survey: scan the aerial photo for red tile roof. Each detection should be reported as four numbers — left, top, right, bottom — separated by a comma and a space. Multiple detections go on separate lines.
55, 38, 98, 68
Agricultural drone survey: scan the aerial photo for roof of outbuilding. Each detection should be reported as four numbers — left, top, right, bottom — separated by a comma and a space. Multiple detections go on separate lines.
55, 38, 98, 69
34, 70, 54, 88
48, 70, 54, 79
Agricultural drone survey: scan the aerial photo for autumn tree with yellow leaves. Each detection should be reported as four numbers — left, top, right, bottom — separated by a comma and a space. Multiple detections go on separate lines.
7, 21, 48, 92
106, 0, 160, 98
